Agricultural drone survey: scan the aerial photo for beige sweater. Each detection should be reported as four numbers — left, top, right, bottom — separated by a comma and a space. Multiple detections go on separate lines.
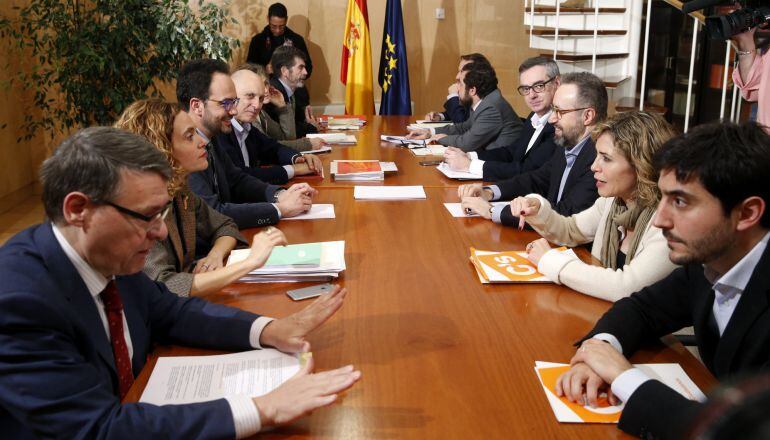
525, 194, 677, 302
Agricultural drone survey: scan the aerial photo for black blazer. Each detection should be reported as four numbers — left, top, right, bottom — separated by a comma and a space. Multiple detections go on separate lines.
494, 137, 598, 226
477, 112, 558, 182
440, 95, 469, 123
188, 137, 282, 229
583, 244, 770, 439
265, 77, 317, 138
217, 127, 298, 185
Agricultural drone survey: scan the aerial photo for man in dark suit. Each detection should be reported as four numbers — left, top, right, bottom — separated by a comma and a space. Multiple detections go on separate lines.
218, 64, 322, 185
408, 62, 523, 152
457, 71, 605, 226
0, 127, 359, 439
424, 53, 490, 124
444, 56, 560, 181
557, 121, 770, 440
265, 45, 318, 138
178, 59, 317, 229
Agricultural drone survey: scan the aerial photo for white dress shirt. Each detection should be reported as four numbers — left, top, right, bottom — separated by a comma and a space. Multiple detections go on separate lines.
466, 110, 552, 176
52, 224, 276, 438
596, 231, 770, 403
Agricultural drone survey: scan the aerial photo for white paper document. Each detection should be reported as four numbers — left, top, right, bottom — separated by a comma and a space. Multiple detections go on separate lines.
437, 162, 483, 180
283, 204, 335, 220
139, 349, 300, 405
410, 145, 448, 156
534, 361, 705, 424
443, 202, 509, 218
228, 241, 346, 283
354, 185, 427, 200
408, 122, 452, 130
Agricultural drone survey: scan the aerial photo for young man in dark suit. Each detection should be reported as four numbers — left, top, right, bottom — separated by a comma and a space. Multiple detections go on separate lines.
444, 56, 560, 181
558, 121, 770, 440
178, 59, 317, 229
0, 127, 359, 439
457, 71, 604, 227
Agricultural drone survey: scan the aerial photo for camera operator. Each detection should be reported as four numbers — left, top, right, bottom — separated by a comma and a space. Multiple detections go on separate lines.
732, 25, 770, 128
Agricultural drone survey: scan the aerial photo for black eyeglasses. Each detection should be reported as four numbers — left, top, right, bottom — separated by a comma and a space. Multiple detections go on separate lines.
207, 98, 240, 112
104, 200, 172, 226
552, 105, 590, 119
517, 77, 556, 96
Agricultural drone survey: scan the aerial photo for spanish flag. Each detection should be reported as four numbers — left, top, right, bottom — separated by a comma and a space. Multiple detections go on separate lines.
341, 0, 374, 115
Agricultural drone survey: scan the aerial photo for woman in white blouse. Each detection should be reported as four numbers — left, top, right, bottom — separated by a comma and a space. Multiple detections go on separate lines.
513, 111, 677, 302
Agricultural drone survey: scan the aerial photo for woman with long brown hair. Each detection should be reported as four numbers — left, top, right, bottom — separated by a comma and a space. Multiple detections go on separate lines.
116, 98, 286, 296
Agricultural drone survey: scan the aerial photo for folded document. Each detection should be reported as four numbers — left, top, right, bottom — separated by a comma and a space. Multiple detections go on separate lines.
228, 241, 346, 283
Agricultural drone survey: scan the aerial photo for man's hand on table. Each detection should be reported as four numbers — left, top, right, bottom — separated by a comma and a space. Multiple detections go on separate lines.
556, 338, 633, 407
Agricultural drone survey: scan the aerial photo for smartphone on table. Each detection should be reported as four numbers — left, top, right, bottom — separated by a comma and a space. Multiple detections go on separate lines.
286, 283, 334, 301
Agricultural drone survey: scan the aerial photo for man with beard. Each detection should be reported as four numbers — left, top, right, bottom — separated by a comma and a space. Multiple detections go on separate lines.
217, 64, 323, 185
424, 53, 490, 124
555, 121, 770, 440
179, 59, 317, 229
265, 46, 318, 138
457, 71, 602, 226
406, 61, 523, 152
443, 56, 560, 181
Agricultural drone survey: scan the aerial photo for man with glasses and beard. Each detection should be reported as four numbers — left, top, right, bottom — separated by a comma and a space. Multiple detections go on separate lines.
457, 71, 603, 226
179, 59, 317, 229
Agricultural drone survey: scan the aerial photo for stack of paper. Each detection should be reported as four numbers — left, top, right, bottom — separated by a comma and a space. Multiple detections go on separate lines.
306, 133, 357, 145
139, 349, 303, 405
354, 185, 427, 200
407, 122, 452, 130
437, 162, 482, 180
322, 115, 367, 128
534, 361, 705, 424
301, 145, 332, 154
330, 160, 398, 181
228, 241, 346, 283
380, 134, 427, 147
410, 145, 447, 156
469, 247, 576, 283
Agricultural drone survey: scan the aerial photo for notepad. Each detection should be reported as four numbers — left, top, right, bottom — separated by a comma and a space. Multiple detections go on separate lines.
408, 122, 452, 130
410, 145, 447, 156
266, 243, 322, 267
380, 134, 427, 147
534, 361, 705, 424
228, 241, 346, 283
353, 185, 427, 200
469, 247, 576, 283
437, 162, 482, 180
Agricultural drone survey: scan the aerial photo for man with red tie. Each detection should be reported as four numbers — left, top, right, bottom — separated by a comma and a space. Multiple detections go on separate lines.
0, 127, 360, 439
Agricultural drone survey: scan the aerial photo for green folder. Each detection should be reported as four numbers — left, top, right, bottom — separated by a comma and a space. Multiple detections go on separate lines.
265, 243, 323, 267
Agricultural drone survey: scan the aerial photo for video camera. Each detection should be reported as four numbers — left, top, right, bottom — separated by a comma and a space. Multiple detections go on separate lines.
683, 0, 770, 40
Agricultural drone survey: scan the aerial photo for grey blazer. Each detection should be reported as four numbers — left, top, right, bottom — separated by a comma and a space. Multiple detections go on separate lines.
257, 109, 314, 152
144, 186, 246, 297
436, 89, 523, 152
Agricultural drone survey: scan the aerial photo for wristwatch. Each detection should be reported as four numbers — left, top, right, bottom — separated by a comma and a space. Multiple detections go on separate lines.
273, 188, 286, 203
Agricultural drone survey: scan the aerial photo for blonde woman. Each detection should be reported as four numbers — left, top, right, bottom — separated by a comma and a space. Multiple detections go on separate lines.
116, 99, 287, 297
513, 111, 677, 301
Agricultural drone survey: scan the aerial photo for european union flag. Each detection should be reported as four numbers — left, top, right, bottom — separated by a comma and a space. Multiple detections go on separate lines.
378, 0, 411, 115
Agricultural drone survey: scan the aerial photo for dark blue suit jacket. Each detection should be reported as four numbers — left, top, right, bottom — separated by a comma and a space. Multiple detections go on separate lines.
0, 223, 259, 439
495, 137, 599, 226
217, 127, 298, 185
189, 137, 282, 229
440, 96, 469, 123
476, 112, 558, 182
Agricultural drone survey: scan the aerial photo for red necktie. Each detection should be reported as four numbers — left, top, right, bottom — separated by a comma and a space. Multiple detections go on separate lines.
100, 280, 134, 400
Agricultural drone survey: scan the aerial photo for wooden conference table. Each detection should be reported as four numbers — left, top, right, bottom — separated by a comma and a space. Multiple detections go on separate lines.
125, 116, 716, 439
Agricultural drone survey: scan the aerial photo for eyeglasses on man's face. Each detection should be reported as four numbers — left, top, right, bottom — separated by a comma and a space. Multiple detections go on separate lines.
103, 200, 172, 231
551, 105, 590, 119
207, 98, 240, 112
517, 76, 556, 96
